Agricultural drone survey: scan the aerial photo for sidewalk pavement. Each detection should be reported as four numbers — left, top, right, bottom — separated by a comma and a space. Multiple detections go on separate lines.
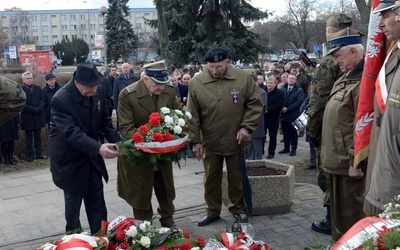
0, 135, 331, 250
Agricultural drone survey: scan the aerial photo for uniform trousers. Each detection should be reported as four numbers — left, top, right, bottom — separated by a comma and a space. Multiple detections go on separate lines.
63, 166, 106, 235
203, 150, 246, 218
24, 128, 43, 159
330, 173, 366, 241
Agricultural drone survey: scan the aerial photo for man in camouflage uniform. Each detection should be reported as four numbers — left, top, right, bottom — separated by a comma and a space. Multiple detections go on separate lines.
306, 13, 352, 235
0, 75, 26, 126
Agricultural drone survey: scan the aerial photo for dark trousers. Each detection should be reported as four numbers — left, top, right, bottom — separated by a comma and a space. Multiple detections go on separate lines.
266, 128, 278, 156
63, 168, 107, 235
281, 121, 298, 150
24, 129, 42, 159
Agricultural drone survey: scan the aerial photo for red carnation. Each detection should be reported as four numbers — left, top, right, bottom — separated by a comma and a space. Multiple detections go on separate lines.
138, 125, 149, 134
115, 230, 126, 242
182, 229, 190, 239
132, 132, 144, 143
152, 132, 164, 142
182, 241, 192, 250
119, 242, 130, 249
108, 244, 117, 250
237, 231, 247, 241
249, 243, 260, 250
196, 236, 205, 247
149, 112, 161, 126
173, 245, 181, 250
156, 246, 169, 250
163, 131, 173, 141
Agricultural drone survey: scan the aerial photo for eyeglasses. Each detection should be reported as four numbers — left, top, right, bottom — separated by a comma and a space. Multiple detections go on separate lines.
393, 5, 400, 15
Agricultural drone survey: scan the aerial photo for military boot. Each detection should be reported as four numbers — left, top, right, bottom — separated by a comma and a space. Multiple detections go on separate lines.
311, 206, 332, 235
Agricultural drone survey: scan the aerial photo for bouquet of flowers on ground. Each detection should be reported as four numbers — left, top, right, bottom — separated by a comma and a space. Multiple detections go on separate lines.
332, 194, 400, 250
120, 107, 192, 169
107, 216, 205, 250
203, 231, 270, 250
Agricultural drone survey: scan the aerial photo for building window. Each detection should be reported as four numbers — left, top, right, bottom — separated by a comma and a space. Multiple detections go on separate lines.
80, 24, 86, 30
72, 35, 77, 39
53, 35, 58, 39
62, 35, 68, 40
70, 14, 76, 20
42, 25, 48, 32
89, 14, 95, 19
80, 14, 86, 20
43, 35, 49, 41
52, 25, 57, 29
32, 26, 38, 32
62, 25, 67, 30
41, 15, 47, 21
33, 36, 39, 41
51, 15, 56, 18
31, 15, 37, 21
71, 25, 77, 30
144, 13, 150, 16
136, 23, 141, 29
90, 24, 95, 30
61, 15, 66, 20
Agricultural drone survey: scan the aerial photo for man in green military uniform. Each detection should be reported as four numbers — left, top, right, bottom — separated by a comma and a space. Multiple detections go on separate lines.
306, 13, 352, 235
187, 47, 263, 226
117, 60, 179, 228
0, 75, 26, 125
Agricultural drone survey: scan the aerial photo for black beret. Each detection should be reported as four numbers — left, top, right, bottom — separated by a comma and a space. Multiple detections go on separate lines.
45, 73, 55, 80
203, 47, 229, 63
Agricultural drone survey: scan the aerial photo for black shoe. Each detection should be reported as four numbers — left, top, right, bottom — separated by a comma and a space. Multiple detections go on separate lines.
266, 155, 274, 159
197, 215, 220, 227
298, 131, 305, 137
161, 221, 177, 228
311, 219, 331, 235
27, 157, 34, 162
289, 150, 296, 156
304, 164, 316, 170
278, 149, 290, 154
36, 155, 48, 159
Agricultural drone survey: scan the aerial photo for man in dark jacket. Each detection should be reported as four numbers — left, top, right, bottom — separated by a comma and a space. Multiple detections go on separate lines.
21, 71, 46, 162
49, 62, 120, 235
42, 73, 62, 130
278, 73, 304, 156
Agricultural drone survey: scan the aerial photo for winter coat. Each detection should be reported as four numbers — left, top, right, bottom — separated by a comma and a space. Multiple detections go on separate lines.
21, 84, 45, 130
42, 82, 62, 124
264, 87, 284, 130
280, 84, 304, 123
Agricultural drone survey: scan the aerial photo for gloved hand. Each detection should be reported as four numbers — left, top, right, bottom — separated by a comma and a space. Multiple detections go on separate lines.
309, 136, 320, 148
33, 108, 40, 114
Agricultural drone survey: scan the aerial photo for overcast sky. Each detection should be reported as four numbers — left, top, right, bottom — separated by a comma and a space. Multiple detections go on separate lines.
1, 0, 283, 14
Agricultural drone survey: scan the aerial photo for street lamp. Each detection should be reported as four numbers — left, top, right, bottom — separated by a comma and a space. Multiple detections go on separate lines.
84, 0, 92, 62
100, 6, 107, 67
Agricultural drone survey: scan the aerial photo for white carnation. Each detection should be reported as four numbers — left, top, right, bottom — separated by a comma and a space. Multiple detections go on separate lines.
174, 109, 183, 116
164, 115, 174, 124
126, 225, 138, 237
185, 111, 192, 119
139, 221, 151, 232
160, 107, 170, 114
140, 236, 151, 248
173, 126, 183, 134
178, 118, 186, 127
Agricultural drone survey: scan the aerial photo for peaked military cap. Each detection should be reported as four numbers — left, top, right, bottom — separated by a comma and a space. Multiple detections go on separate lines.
143, 60, 170, 85
326, 13, 352, 29
203, 47, 229, 63
328, 27, 365, 55
373, 0, 396, 13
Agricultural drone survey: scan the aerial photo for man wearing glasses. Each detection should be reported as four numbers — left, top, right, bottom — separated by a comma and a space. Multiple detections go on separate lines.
187, 47, 263, 226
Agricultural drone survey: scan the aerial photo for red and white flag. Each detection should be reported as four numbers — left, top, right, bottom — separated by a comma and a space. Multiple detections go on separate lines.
353, 0, 386, 168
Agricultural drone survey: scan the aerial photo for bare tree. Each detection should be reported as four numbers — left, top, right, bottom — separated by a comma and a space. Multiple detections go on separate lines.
7, 10, 36, 46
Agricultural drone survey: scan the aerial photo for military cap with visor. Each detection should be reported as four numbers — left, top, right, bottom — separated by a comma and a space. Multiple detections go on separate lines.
326, 13, 352, 29
143, 60, 170, 85
327, 27, 365, 55
373, 0, 396, 13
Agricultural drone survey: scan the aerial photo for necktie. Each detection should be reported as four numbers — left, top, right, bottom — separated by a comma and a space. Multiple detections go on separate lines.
288, 88, 291, 93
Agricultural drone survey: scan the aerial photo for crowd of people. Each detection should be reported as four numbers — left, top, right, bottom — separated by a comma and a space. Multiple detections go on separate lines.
1, 3, 400, 243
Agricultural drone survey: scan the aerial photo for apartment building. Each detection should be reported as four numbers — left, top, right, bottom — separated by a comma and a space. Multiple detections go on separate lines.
0, 6, 158, 61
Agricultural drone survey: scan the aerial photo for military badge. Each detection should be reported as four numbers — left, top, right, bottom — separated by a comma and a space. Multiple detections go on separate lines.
213, 55, 219, 62
231, 90, 239, 104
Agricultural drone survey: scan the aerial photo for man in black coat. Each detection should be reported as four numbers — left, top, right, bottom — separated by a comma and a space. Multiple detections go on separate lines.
20, 71, 46, 162
49, 62, 120, 234
279, 73, 304, 156
42, 73, 62, 130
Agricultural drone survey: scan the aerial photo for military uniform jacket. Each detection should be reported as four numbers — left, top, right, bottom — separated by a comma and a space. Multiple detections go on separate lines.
49, 79, 120, 192
365, 62, 400, 210
307, 54, 342, 139
0, 75, 26, 126
21, 84, 46, 130
320, 59, 364, 176
187, 65, 263, 155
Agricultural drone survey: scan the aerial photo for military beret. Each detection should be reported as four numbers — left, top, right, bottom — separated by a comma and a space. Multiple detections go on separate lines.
143, 60, 170, 85
45, 73, 55, 80
203, 47, 229, 63
328, 27, 365, 55
373, 0, 396, 13
326, 13, 352, 29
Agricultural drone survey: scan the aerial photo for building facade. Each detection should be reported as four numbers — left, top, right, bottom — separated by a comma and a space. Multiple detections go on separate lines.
0, 7, 158, 62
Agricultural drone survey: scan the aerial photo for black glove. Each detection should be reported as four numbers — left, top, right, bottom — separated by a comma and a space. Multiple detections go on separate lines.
309, 136, 320, 148
33, 108, 40, 114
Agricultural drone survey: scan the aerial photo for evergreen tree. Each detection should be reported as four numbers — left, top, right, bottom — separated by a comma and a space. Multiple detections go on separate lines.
105, 0, 138, 63
52, 38, 88, 65
161, 0, 269, 66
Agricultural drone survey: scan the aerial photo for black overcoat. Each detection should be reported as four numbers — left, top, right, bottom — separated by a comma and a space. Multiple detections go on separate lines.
264, 87, 284, 130
0, 115, 20, 142
49, 79, 120, 192
21, 84, 45, 130
42, 82, 62, 124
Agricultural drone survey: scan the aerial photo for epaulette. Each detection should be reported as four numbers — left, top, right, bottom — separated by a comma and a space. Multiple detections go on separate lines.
125, 82, 138, 93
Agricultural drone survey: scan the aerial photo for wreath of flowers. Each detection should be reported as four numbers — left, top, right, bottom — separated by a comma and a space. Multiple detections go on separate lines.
120, 107, 193, 169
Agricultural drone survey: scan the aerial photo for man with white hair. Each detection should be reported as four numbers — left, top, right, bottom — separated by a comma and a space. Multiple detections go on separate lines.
320, 27, 366, 241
